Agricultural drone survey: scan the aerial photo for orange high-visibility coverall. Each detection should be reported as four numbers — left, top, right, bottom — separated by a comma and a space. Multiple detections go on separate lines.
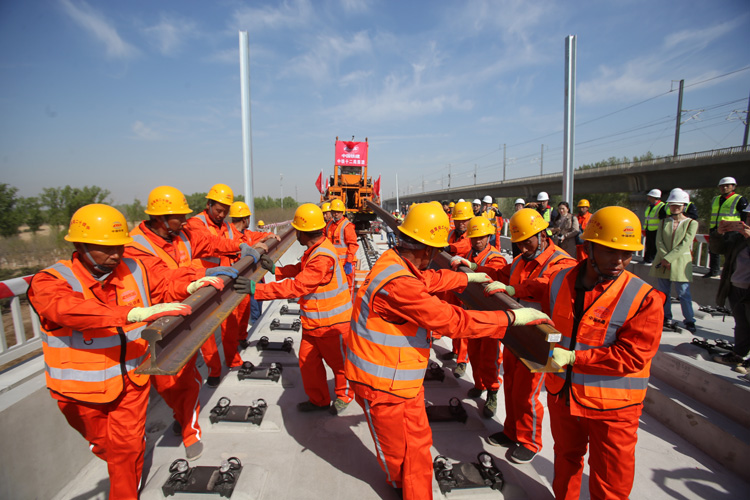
29, 254, 192, 500
127, 221, 228, 447
491, 242, 576, 454
542, 263, 664, 500
576, 211, 591, 261
345, 248, 514, 500
441, 228, 472, 361
327, 216, 359, 290
466, 244, 507, 392
185, 212, 242, 376
254, 238, 354, 407
230, 228, 272, 345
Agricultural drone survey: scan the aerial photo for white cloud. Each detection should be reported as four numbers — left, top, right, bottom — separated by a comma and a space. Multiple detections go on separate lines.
339, 70, 372, 86
281, 31, 373, 82
340, 0, 371, 13
664, 20, 740, 50
59, 0, 138, 59
132, 121, 162, 141
142, 14, 197, 56
231, 0, 314, 32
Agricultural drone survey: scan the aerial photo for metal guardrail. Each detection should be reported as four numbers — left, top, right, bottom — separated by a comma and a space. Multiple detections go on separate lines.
0, 276, 42, 366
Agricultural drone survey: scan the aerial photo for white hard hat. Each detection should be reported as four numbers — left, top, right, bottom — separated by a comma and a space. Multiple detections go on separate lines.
458, 198, 465, 202
666, 188, 689, 205
537, 192, 549, 201
482, 195, 493, 204
719, 177, 737, 186
514, 198, 525, 205
647, 189, 661, 198
472, 199, 481, 205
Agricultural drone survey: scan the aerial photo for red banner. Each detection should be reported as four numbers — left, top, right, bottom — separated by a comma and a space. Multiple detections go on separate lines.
315, 171, 323, 194
335, 140, 368, 167
373, 175, 381, 198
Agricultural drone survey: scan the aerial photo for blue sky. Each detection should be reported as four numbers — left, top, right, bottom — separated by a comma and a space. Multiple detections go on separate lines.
1, 0, 748, 206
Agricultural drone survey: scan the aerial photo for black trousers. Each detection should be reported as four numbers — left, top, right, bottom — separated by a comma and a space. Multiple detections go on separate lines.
644, 230, 657, 262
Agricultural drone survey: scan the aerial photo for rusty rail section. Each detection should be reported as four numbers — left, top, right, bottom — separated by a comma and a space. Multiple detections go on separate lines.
366, 200, 562, 373
135, 227, 298, 376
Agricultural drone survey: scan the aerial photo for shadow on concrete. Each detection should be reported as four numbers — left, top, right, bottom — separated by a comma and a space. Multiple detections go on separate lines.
67, 478, 109, 500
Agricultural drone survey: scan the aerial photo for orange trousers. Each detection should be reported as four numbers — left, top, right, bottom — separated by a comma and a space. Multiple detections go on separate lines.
502, 349, 545, 452
356, 385, 433, 500
56, 376, 149, 500
548, 394, 640, 500
451, 338, 469, 363
300, 332, 353, 406
152, 355, 203, 447
467, 337, 503, 391
200, 296, 251, 376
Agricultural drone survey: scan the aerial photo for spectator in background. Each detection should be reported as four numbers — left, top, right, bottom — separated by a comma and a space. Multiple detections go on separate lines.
575, 199, 592, 261
643, 189, 664, 264
659, 189, 699, 221
650, 189, 698, 334
714, 205, 750, 374
705, 177, 748, 278
472, 199, 482, 217
550, 201, 580, 257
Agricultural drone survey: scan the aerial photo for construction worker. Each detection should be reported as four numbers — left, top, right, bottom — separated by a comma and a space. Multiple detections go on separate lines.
235, 203, 354, 414
472, 198, 482, 216
344, 202, 552, 500
441, 200, 451, 216
442, 200, 475, 374
536, 192, 557, 235
543, 206, 665, 500
126, 186, 246, 460
257, 220, 266, 231
227, 201, 281, 347
484, 208, 576, 464
512, 199, 526, 258
450, 216, 506, 417
326, 198, 359, 290
448, 201, 456, 230
480, 195, 500, 246
705, 176, 748, 278
27, 204, 213, 499
491, 202, 504, 245
575, 199, 592, 261
322, 201, 332, 233
642, 189, 664, 264
185, 183, 261, 386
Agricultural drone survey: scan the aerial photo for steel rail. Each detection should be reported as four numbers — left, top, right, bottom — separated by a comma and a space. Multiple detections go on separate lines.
135, 227, 298, 376
365, 200, 562, 373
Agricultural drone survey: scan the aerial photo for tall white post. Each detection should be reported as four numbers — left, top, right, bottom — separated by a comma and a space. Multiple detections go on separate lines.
239, 31, 255, 227
396, 174, 400, 212
563, 35, 577, 205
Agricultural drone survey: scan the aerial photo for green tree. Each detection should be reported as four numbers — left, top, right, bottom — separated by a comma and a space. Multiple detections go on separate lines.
20, 196, 45, 233
0, 183, 23, 237
185, 192, 208, 213
40, 185, 111, 228
118, 199, 146, 224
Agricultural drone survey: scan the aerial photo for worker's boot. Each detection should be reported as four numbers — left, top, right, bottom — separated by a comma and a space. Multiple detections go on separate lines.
453, 362, 467, 378
483, 390, 498, 418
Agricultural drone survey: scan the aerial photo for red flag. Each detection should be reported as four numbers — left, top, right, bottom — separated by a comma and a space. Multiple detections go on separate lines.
373, 175, 381, 198
325, 176, 329, 192
315, 171, 323, 194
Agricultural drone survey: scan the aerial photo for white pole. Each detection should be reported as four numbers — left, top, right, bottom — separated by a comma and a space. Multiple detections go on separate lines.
562, 35, 577, 205
396, 174, 400, 212
239, 31, 255, 227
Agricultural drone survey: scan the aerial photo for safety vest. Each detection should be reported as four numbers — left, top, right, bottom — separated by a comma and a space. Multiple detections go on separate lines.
39, 258, 151, 403
298, 239, 352, 330
471, 244, 503, 267
191, 212, 235, 267
345, 249, 431, 398
509, 245, 574, 310
540, 206, 553, 236
128, 224, 193, 269
483, 209, 497, 228
710, 194, 741, 229
664, 202, 694, 218
329, 218, 351, 262
448, 229, 465, 245
577, 211, 591, 232
545, 267, 655, 410
644, 202, 665, 232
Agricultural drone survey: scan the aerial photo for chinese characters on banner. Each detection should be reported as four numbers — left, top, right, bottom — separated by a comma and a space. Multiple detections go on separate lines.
335, 140, 368, 167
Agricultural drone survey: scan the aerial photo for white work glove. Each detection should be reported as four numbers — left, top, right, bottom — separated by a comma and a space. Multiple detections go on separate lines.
466, 273, 492, 284
450, 255, 477, 271
187, 277, 225, 295
510, 308, 553, 327
484, 281, 515, 297
127, 303, 192, 323
552, 347, 576, 367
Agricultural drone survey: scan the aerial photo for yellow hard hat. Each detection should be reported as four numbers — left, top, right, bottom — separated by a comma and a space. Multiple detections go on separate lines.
448, 202, 455, 208
466, 216, 495, 238
144, 186, 192, 216
398, 203, 450, 247
430, 201, 442, 208
582, 206, 643, 251
321, 202, 331, 212
509, 208, 549, 243
492, 203, 498, 208
452, 201, 474, 221
206, 183, 234, 205
257, 220, 265, 227
229, 201, 251, 218
65, 204, 133, 246
292, 203, 326, 231
330, 199, 345, 212
577, 199, 590, 208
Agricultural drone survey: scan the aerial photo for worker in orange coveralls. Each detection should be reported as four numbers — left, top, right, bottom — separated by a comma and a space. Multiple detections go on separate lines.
575, 199, 592, 261
542, 206, 664, 500
226, 201, 280, 349
440, 200, 474, 376
326, 198, 359, 290
449, 216, 507, 418
235, 203, 354, 415
344, 202, 553, 500
28, 204, 224, 499
322, 201, 332, 232
484, 208, 576, 464
126, 186, 244, 460
185, 183, 261, 386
